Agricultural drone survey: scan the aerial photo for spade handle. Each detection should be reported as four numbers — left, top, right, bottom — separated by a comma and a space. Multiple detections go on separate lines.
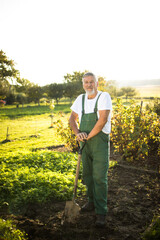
72, 141, 86, 200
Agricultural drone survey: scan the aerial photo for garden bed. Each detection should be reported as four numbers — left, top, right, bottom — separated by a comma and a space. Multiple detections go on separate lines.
0, 147, 159, 240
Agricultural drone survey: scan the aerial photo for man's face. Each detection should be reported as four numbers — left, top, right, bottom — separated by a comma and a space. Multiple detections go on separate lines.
83, 76, 98, 96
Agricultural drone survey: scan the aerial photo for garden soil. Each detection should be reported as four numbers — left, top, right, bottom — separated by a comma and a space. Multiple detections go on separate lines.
1, 146, 160, 240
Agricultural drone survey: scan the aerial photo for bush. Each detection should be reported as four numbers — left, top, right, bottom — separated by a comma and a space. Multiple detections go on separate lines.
111, 99, 160, 161
146, 98, 160, 116
55, 118, 78, 152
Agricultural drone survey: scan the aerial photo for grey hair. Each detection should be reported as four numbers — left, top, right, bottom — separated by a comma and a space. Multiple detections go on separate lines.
82, 72, 97, 82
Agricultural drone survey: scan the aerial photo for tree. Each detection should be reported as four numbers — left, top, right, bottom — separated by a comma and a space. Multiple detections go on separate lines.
64, 71, 87, 97
27, 85, 43, 105
16, 93, 27, 107
47, 83, 64, 104
98, 77, 107, 92
120, 87, 137, 100
64, 71, 86, 83
98, 76, 118, 98
0, 50, 20, 98
16, 78, 34, 94
63, 82, 81, 103
0, 79, 10, 99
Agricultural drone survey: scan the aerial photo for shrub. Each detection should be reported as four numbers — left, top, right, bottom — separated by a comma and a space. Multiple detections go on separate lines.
146, 98, 160, 116
111, 99, 160, 161
55, 118, 78, 152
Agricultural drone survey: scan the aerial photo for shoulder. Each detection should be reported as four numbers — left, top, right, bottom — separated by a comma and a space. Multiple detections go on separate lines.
74, 94, 84, 102
72, 94, 84, 108
99, 91, 111, 100
98, 91, 112, 109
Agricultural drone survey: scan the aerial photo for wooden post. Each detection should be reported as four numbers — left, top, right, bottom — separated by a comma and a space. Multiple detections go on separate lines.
6, 127, 9, 140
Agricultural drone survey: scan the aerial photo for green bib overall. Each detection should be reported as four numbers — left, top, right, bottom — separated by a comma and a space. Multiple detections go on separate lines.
80, 94, 109, 215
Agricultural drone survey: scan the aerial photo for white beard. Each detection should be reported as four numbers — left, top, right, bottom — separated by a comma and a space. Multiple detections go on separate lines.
86, 89, 95, 96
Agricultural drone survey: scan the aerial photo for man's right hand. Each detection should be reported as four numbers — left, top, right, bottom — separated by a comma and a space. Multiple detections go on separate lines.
76, 132, 88, 142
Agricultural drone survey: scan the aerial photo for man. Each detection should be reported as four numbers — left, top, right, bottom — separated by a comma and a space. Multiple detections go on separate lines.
69, 72, 112, 227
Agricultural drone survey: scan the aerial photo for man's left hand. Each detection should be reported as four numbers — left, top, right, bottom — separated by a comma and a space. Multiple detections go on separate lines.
76, 132, 88, 142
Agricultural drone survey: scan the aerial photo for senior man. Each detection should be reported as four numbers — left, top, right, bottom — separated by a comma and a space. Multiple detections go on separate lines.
69, 72, 112, 227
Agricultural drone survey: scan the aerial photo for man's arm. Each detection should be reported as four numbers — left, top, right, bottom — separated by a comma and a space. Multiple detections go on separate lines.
69, 111, 87, 141
87, 110, 110, 140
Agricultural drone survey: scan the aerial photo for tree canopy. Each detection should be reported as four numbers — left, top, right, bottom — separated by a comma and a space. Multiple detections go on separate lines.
0, 50, 20, 98
0, 50, 139, 104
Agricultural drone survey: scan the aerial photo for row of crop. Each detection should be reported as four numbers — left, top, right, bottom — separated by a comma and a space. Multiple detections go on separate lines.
0, 151, 85, 213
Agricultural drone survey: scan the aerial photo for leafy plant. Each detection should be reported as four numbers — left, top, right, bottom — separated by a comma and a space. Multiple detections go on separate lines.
111, 99, 160, 161
55, 118, 78, 152
0, 218, 27, 240
0, 151, 85, 212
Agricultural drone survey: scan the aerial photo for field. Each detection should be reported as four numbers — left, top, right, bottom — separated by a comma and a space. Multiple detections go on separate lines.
0, 104, 71, 155
135, 85, 160, 98
0, 103, 160, 240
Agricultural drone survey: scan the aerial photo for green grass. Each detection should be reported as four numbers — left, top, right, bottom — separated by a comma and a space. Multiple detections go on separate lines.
0, 103, 71, 119
0, 104, 71, 156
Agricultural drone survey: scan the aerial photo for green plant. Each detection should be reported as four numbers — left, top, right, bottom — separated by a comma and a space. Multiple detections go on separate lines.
55, 118, 78, 152
0, 151, 85, 212
145, 98, 160, 116
142, 216, 160, 240
111, 98, 160, 161
0, 218, 27, 240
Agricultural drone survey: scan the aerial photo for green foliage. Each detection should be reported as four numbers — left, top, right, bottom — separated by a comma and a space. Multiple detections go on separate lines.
119, 87, 137, 99
55, 118, 78, 152
0, 218, 27, 240
98, 77, 117, 98
0, 50, 20, 100
0, 104, 71, 119
142, 216, 160, 240
0, 151, 85, 212
146, 98, 160, 116
63, 82, 84, 100
0, 50, 20, 98
47, 83, 64, 104
27, 85, 43, 104
111, 99, 160, 161
64, 71, 86, 97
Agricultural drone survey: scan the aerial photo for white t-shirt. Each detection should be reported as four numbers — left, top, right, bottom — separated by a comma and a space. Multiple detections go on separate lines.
71, 91, 112, 134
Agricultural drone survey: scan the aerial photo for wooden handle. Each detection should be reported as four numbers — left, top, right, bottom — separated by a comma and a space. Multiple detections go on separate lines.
72, 154, 81, 200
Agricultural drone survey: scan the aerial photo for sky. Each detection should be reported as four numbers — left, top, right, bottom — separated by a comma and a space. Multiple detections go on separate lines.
0, 0, 160, 86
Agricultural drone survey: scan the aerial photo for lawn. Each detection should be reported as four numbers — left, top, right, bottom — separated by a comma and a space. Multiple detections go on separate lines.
0, 103, 71, 156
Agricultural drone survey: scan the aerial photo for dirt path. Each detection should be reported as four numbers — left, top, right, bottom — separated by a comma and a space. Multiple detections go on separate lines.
3, 157, 158, 240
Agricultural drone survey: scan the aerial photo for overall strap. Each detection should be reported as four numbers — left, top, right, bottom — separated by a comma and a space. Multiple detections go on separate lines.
94, 93, 102, 113
82, 94, 85, 115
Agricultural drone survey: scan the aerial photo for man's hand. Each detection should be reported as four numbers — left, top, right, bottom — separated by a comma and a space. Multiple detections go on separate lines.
76, 132, 88, 142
